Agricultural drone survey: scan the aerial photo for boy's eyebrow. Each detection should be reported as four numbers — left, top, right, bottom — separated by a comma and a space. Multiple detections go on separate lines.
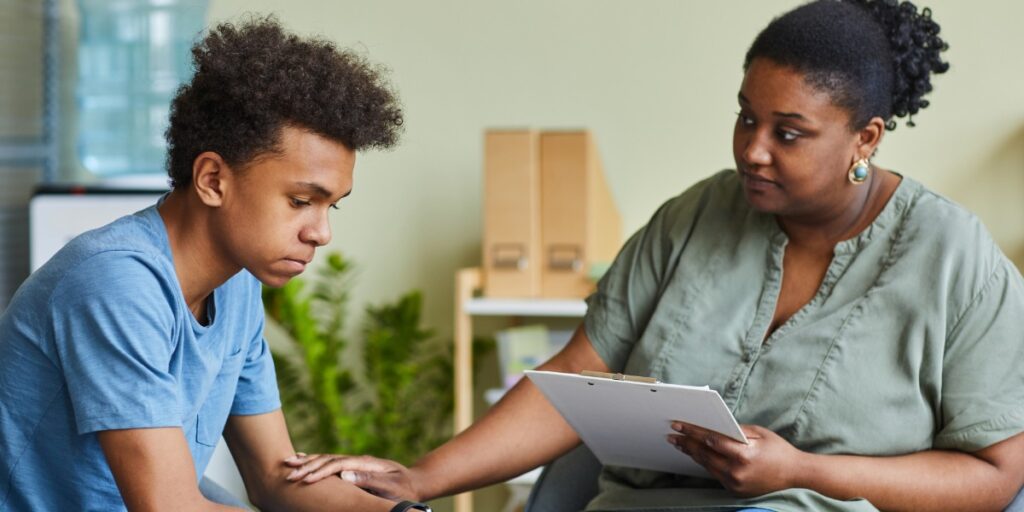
294, 181, 352, 200
294, 181, 333, 197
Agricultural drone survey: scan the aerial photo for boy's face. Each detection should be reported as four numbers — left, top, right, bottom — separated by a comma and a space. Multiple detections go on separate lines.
215, 126, 355, 287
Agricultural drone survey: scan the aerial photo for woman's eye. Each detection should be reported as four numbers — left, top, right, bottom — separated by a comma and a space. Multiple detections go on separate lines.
778, 130, 800, 142
290, 198, 311, 207
736, 112, 754, 126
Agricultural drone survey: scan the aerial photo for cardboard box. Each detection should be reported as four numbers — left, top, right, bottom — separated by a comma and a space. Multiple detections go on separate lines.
539, 130, 621, 298
482, 130, 542, 297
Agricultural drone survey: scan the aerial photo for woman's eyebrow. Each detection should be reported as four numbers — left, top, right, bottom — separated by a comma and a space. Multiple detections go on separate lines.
773, 111, 807, 121
737, 92, 808, 121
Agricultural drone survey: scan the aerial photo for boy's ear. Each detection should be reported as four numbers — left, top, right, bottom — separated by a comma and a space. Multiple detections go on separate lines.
192, 152, 230, 207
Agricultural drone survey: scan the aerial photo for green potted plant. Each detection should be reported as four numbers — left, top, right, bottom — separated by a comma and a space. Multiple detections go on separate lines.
263, 252, 491, 463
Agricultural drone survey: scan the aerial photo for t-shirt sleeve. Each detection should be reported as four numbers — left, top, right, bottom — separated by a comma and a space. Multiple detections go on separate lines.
584, 179, 713, 371
230, 278, 281, 416
934, 259, 1024, 451
49, 251, 183, 435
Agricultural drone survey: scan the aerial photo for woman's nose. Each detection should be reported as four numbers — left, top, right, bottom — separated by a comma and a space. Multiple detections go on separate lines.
740, 132, 772, 168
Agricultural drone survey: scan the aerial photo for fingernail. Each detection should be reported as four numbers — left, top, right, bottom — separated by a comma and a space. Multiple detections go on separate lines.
286, 470, 298, 480
341, 470, 356, 482
666, 435, 677, 445
296, 452, 307, 457
284, 456, 296, 463
671, 422, 684, 432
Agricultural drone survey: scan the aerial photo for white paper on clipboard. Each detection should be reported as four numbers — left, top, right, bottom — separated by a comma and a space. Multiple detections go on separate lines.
525, 370, 747, 477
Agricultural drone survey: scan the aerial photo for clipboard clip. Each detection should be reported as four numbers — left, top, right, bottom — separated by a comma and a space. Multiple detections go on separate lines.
580, 370, 659, 384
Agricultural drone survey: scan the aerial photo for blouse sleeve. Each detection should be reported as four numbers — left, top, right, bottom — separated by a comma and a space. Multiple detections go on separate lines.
934, 258, 1024, 451
584, 176, 716, 371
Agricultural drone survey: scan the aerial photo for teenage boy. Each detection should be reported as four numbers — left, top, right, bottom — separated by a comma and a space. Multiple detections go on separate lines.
0, 17, 413, 511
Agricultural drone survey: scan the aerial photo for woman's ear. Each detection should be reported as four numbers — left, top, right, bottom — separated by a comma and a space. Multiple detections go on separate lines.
857, 116, 886, 159
191, 151, 230, 207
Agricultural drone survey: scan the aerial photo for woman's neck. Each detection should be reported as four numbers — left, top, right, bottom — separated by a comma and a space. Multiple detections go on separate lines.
777, 169, 899, 251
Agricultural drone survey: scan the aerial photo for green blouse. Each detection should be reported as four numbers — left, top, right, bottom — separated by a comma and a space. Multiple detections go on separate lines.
582, 170, 1024, 512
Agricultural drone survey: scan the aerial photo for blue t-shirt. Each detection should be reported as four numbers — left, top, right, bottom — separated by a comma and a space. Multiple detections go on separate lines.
0, 202, 281, 511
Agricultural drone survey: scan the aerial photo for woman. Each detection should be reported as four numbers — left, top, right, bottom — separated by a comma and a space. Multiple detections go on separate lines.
284, 1, 1024, 510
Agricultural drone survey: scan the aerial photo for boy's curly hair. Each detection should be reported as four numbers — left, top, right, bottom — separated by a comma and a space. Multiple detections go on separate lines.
166, 16, 404, 188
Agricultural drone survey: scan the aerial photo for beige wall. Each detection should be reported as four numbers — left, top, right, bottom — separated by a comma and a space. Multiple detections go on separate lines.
197, 6, 1024, 507
205, 0, 1024, 343
48, 1, 1023, 509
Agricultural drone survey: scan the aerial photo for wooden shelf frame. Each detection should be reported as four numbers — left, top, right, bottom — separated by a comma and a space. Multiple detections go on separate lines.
452, 267, 587, 512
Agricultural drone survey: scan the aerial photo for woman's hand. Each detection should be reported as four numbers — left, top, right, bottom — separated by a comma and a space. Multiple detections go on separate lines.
668, 422, 807, 496
283, 452, 422, 501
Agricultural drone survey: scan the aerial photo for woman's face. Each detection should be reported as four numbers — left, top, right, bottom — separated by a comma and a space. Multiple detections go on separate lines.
732, 58, 864, 218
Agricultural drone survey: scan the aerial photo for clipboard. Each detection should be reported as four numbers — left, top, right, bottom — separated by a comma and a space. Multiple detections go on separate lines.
525, 369, 747, 477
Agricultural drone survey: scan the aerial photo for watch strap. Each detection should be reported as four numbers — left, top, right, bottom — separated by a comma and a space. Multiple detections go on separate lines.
389, 500, 431, 512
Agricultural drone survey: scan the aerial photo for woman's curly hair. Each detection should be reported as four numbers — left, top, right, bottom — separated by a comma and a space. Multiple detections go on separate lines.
166, 16, 404, 188
743, 0, 949, 131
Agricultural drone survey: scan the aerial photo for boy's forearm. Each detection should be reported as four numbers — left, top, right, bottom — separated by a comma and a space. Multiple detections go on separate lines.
249, 470, 395, 512
225, 411, 394, 511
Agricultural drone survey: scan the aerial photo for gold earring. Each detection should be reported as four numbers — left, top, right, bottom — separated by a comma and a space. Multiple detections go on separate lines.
848, 158, 870, 185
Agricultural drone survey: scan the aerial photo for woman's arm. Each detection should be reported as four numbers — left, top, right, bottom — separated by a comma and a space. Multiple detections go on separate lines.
285, 325, 612, 500
671, 422, 1024, 512
411, 325, 611, 498
798, 433, 1024, 512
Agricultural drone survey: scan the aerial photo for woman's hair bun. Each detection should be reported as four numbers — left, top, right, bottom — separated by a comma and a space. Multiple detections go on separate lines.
848, 0, 950, 128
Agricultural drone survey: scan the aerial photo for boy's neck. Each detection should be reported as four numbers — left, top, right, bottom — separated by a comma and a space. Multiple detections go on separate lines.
158, 189, 241, 322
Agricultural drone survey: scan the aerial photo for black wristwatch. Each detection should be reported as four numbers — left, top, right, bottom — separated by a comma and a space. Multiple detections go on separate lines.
389, 500, 431, 512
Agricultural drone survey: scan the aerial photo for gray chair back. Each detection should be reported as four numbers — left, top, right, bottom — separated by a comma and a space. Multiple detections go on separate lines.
524, 444, 601, 512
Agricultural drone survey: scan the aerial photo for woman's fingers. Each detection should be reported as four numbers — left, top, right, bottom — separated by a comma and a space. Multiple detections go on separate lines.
671, 422, 745, 458
302, 458, 352, 483
281, 454, 413, 498
669, 431, 741, 490
283, 452, 312, 466
286, 454, 341, 481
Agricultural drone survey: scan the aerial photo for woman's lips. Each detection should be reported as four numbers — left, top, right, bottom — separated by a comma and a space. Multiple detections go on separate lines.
740, 170, 779, 192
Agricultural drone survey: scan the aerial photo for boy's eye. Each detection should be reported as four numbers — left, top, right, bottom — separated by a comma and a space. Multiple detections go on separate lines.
736, 112, 754, 126
290, 197, 311, 207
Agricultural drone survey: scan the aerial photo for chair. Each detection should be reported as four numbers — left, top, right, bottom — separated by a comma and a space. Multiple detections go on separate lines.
200, 476, 251, 509
523, 445, 1024, 512
524, 444, 601, 512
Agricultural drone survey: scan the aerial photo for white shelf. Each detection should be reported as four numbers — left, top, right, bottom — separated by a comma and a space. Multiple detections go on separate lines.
464, 297, 587, 317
